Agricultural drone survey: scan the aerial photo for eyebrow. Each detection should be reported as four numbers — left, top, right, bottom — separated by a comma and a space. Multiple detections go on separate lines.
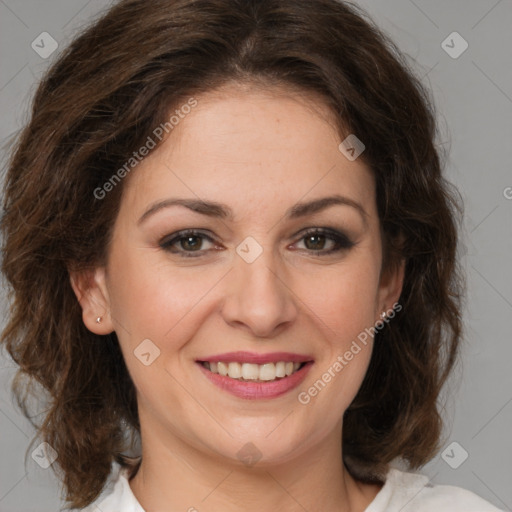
137, 194, 368, 225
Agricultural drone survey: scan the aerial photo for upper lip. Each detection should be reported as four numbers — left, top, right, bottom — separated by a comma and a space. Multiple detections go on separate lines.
197, 351, 314, 365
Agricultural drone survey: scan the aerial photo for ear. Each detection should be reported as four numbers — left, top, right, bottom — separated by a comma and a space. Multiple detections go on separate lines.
375, 257, 405, 322
69, 266, 115, 335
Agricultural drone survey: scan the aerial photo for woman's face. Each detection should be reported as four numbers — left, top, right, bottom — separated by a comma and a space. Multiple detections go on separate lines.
75, 84, 403, 467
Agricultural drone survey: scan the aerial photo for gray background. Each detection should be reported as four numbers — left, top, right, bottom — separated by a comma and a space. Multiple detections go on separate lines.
0, 1, 511, 511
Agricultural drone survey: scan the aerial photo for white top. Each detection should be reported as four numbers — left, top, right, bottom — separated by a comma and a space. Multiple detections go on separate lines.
79, 462, 503, 511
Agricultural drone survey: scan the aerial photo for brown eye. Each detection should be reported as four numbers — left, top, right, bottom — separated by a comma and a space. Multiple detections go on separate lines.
295, 228, 355, 254
304, 233, 328, 250
160, 230, 217, 257
179, 235, 203, 251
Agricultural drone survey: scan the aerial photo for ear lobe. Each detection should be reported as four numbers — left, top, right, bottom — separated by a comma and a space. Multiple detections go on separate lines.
69, 266, 114, 334
377, 257, 405, 319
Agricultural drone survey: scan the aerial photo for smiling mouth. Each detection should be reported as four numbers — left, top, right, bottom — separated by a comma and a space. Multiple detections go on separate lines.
198, 360, 309, 382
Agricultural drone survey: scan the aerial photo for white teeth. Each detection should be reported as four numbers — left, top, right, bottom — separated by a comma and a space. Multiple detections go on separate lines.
202, 361, 304, 381
241, 363, 260, 380
275, 361, 286, 378
228, 362, 242, 378
217, 361, 228, 376
259, 363, 276, 381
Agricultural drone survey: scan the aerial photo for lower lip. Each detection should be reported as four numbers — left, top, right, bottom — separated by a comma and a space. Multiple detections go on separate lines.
196, 361, 314, 400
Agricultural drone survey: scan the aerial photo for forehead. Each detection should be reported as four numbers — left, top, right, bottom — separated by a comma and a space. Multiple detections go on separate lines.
120, 84, 376, 222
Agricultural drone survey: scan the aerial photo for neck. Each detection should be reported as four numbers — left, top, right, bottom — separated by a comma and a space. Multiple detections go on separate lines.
128, 417, 382, 512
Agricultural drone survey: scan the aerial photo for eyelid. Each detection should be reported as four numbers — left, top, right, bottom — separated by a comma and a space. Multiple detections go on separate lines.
159, 226, 356, 257
159, 229, 218, 251
290, 227, 355, 253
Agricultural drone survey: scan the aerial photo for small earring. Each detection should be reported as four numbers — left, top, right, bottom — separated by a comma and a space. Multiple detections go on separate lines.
380, 311, 387, 319
96, 316, 102, 324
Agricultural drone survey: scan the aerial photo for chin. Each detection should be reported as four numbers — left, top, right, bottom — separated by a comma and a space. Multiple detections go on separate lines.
203, 431, 311, 469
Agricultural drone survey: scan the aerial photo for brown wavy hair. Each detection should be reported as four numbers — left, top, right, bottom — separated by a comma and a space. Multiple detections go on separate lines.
0, 0, 464, 508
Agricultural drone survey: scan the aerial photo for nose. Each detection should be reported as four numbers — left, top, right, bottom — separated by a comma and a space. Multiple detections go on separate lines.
220, 247, 299, 338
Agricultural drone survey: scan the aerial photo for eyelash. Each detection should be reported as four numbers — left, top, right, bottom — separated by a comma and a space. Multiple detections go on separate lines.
159, 228, 355, 258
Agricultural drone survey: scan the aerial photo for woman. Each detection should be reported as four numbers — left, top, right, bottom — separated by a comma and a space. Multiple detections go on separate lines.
0, 0, 503, 511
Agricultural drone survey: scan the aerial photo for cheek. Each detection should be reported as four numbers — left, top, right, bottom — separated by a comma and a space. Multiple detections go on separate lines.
106, 253, 216, 407
295, 264, 379, 417
291, 255, 380, 409
108, 247, 199, 332
295, 256, 381, 338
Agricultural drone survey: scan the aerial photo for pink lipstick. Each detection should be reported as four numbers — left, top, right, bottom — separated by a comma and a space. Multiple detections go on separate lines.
195, 351, 314, 400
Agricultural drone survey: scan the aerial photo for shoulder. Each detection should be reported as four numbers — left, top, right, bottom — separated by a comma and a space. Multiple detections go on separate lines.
367, 467, 504, 512
72, 462, 144, 512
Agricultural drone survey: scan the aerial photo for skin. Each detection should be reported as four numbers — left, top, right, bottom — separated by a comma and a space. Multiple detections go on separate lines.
71, 82, 404, 512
